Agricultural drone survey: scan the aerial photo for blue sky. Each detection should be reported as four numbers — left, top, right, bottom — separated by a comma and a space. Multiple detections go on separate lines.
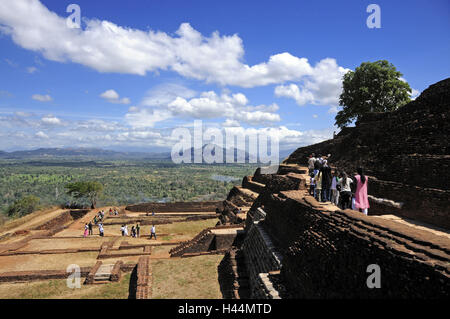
0, 0, 448, 152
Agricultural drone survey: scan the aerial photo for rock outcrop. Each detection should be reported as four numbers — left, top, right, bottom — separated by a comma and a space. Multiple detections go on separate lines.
284, 78, 450, 229
216, 78, 450, 299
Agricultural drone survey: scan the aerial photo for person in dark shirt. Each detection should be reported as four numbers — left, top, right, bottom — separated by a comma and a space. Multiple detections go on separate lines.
320, 160, 332, 202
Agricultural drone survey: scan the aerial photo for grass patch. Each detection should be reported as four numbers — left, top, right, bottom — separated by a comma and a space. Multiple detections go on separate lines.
151, 255, 223, 299
0, 273, 132, 299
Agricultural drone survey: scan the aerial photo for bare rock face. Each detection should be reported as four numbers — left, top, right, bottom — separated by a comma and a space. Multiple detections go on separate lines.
284, 78, 450, 229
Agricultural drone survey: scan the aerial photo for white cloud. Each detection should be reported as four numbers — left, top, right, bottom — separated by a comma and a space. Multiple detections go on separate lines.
100, 89, 130, 104
41, 116, 61, 125
27, 66, 38, 73
166, 91, 280, 125
125, 108, 172, 128
275, 58, 349, 106
410, 88, 420, 100
141, 83, 196, 107
222, 119, 240, 127
35, 131, 48, 139
0, 0, 347, 94
32, 94, 52, 102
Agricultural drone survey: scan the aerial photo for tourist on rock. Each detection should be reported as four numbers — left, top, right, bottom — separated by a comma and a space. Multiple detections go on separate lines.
330, 171, 341, 206
315, 170, 322, 202
313, 158, 321, 175
354, 167, 370, 215
98, 223, 104, 237
88, 221, 93, 235
150, 225, 157, 240
320, 160, 332, 202
308, 154, 316, 175
84, 223, 89, 237
124, 225, 129, 236
309, 172, 316, 197
120, 224, 125, 236
339, 172, 353, 209
131, 226, 136, 238
317, 154, 323, 165
136, 223, 140, 237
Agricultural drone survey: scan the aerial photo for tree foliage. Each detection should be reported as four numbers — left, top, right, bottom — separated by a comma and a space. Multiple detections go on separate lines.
7, 195, 40, 217
336, 60, 412, 128
65, 181, 103, 209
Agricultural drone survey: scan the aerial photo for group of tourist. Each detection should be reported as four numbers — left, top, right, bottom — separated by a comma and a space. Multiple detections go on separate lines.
84, 220, 103, 237
308, 153, 370, 215
120, 223, 140, 237
120, 224, 157, 239
82, 207, 158, 239
83, 210, 109, 237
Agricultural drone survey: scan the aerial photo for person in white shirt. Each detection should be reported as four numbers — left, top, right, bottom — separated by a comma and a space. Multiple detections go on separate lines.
330, 171, 340, 206
150, 225, 157, 240
307, 154, 316, 175
339, 172, 353, 209
124, 225, 128, 236
98, 223, 104, 237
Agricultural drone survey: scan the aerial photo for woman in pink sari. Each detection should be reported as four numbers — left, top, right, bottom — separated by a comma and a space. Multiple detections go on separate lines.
83, 223, 89, 237
354, 167, 370, 215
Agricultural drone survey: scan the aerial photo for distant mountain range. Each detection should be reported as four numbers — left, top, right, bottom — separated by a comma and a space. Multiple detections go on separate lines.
0, 146, 294, 162
0, 147, 170, 160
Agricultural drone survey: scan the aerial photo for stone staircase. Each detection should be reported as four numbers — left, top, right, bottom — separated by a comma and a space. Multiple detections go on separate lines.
93, 263, 114, 283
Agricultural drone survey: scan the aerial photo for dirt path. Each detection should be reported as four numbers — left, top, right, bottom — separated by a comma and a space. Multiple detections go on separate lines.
66, 206, 124, 231
0, 208, 68, 237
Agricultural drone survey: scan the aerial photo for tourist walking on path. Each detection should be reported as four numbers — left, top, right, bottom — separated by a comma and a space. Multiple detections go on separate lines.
320, 160, 332, 202
354, 167, 370, 215
315, 170, 322, 202
88, 221, 93, 236
339, 172, 353, 209
124, 225, 129, 236
98, 223, 104, 237
150, 225, 157, 240
120, 225, 125, 236
84, 223, 89, 237
309, 172, 316, 197
131, 226, 136, 238
330, 171, 340, 206
136, 223, 140, 237
308, 154, 316, 175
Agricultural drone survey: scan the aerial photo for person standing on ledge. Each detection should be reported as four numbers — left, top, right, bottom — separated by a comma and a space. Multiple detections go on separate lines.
321, 160, 332, 202
150, 224, 157, 240
339, 172, 353, 210
84, 223, 89, 238
98, 223, 104, 237
354, 167, 370, 215
88, 221, 93, 236
308, 154, 316, 175
136, 223, 140, 237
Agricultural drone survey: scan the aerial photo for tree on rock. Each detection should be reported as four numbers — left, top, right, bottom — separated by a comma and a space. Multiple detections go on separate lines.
65, 181, 103, 209
335, 60, 412, 128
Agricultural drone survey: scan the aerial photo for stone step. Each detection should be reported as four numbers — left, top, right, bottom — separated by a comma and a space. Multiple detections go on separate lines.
93, 263, 114, 281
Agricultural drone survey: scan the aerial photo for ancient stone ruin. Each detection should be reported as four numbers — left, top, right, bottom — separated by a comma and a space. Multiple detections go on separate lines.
213, 78, 450, 299
0, 79, 448, 299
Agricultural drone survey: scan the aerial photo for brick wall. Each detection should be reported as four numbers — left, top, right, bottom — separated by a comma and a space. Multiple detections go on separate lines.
260, 190, 450, 298
242, 220, 283, 298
